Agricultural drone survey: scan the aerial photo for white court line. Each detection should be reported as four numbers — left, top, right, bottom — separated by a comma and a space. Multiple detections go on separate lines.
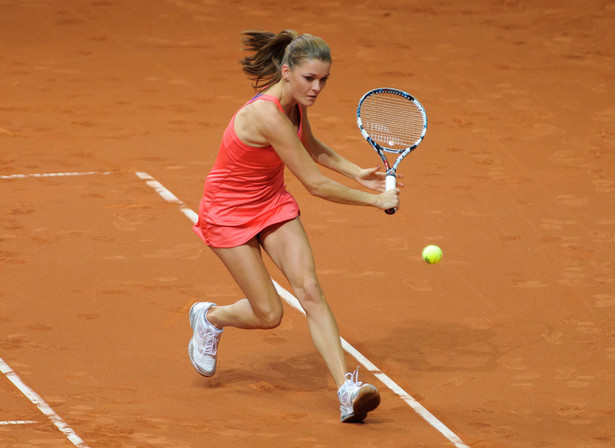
0, 170, 112, 179
0, 420, 37, 425
135, 171, 199, 224
136, 171, 471, 448
0, 358, 89, 448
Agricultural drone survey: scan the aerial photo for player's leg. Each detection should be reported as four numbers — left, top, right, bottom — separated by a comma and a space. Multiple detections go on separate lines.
260, 218, 380, 423
259, 218, 347, 388
188, 237, 285, 377
207, 237, 284, 330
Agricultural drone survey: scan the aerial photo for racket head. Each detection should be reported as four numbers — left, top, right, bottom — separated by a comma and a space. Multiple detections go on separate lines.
357, 88, 427, 154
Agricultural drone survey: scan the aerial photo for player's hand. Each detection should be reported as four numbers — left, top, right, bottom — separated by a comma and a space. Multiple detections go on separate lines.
357, 166, 404, 192
375, 188, 400, 211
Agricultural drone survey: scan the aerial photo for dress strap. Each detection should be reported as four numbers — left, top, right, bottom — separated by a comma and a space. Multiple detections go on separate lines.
248, 94, 285, 114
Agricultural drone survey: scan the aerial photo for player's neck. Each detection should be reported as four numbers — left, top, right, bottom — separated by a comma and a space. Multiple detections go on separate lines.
264, 82, 298, 117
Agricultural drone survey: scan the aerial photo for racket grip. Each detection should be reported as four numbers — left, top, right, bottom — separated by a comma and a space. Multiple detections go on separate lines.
385, 174, 397, 215
385, 174, 397, 191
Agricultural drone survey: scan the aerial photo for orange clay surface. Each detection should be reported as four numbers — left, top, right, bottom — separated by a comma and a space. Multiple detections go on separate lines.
1, 1, 614, 447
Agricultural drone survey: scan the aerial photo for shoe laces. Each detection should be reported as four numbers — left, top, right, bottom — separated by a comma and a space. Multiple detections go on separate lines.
339, 367, 362, 399
199, 319, 220, 356
345, 367, 362, 387
203, 331, 219, 356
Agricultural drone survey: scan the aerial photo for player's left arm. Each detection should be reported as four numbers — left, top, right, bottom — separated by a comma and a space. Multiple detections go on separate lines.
301, 108, 386, 192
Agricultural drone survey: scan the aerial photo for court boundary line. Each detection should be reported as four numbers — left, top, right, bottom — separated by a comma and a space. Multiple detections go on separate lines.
0, 358, 89, 448
1, 169, 470, 448
0, 420, 37, 425
0, 170, 112, 179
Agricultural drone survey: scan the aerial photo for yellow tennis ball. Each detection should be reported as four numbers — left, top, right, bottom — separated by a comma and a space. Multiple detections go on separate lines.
422, 245, 442, 264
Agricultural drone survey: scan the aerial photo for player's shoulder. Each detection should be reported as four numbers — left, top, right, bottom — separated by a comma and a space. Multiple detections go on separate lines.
242, 97, 281, 119
247, 99, 290, 131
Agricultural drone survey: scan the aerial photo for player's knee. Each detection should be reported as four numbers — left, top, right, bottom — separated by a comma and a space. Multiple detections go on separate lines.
294, 278, 325, 311
257, 306, 284, 329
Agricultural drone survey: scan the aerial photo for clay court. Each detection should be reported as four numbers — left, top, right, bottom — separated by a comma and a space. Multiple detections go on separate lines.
1, 1, 614, 447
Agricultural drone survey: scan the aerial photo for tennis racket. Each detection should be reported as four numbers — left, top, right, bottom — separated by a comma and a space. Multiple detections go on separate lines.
357, 88, 427, 214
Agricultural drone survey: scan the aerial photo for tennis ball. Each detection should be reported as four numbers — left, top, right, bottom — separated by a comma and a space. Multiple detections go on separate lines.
422, 245, 442, 264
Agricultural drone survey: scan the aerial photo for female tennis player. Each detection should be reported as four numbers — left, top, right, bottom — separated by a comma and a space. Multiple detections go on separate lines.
189, 29, 399, 423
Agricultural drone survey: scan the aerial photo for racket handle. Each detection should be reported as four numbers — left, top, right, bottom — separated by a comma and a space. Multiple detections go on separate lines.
385, 174, 397, 215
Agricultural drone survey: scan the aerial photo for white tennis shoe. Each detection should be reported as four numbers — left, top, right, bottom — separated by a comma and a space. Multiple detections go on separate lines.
338, 367, 381, 423
188, 302, 223, 377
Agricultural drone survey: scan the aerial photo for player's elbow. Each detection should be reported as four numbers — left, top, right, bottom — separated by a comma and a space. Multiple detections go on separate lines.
306, 184, 324, 198
304, 178, 330, 199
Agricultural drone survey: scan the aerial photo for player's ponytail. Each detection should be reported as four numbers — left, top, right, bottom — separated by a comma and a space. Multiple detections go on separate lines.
240, 30, 331, 91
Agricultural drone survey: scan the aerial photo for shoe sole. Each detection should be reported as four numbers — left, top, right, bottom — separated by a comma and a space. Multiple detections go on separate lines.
341, 385, 381, 423
188, 302, 216, 377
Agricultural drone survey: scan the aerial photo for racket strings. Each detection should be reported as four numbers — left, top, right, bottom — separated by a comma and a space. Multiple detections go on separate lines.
360, 94, 425, 150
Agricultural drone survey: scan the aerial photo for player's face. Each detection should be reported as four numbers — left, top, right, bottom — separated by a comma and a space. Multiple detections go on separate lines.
286, 59, 331, 106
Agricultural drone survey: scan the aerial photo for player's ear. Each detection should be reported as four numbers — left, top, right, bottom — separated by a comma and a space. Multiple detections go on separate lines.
281, 64, 291, 82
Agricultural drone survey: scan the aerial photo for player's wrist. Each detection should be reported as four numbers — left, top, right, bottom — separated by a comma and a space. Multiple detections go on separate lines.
372, 192, 384, 209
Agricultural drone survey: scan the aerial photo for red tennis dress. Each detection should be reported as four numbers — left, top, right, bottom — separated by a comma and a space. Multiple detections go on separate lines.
193, 94, 301, 248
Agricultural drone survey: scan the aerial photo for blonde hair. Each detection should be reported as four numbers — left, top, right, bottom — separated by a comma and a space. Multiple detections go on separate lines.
240, 30, 331, 91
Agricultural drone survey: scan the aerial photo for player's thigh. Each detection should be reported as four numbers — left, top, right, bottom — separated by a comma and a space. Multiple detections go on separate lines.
259, 218, 321, 295
210, 238, 282, 315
